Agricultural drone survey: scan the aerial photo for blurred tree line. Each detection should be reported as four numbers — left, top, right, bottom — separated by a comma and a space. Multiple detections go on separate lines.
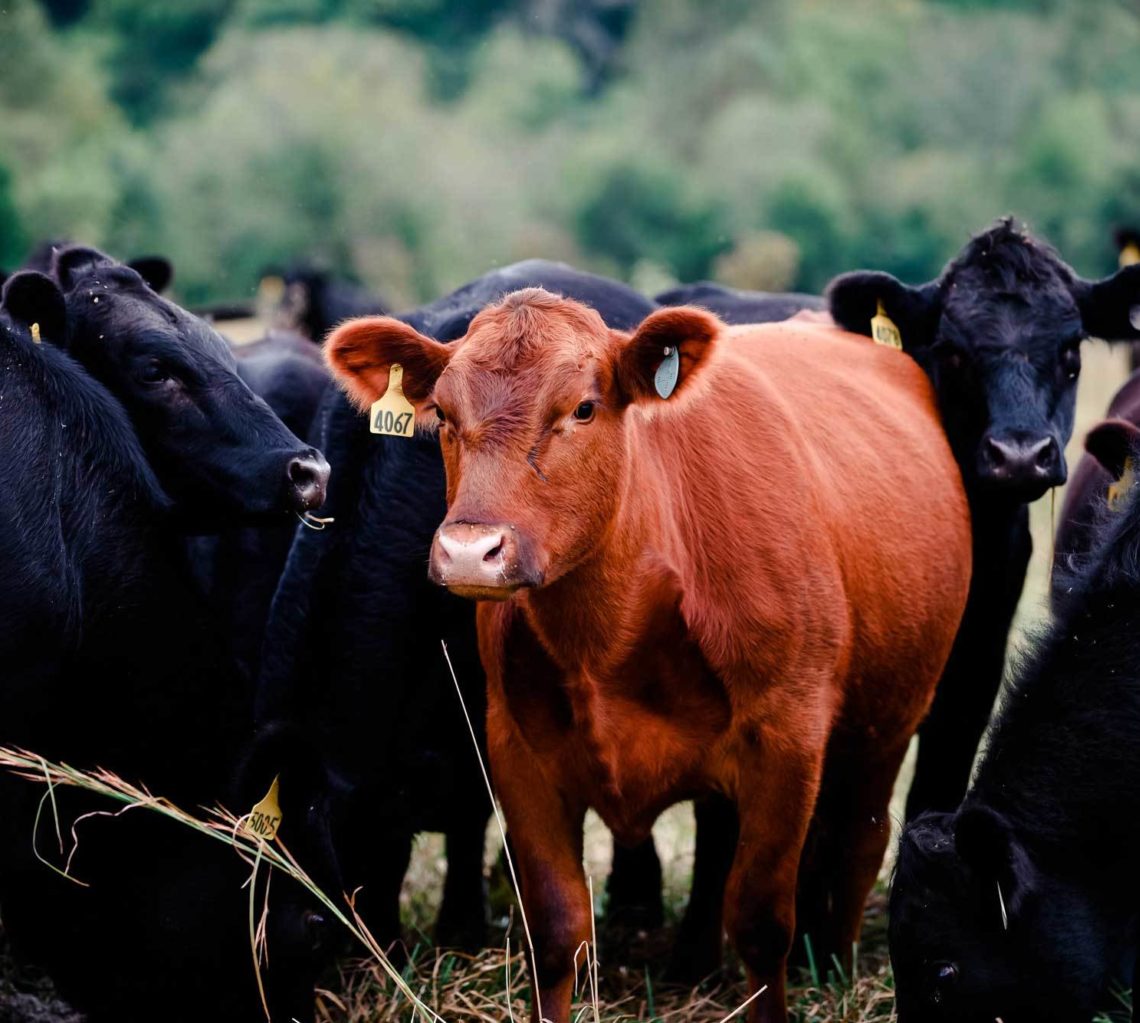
2, 0, 1140, 306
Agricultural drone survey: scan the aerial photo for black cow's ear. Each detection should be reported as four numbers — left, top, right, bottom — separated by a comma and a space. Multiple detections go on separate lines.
1, 271, 67, 346
954, 803, 1037, 923
1073, 264, 1140, 340
53, 245, 114, 292
127, 255, 173, 294
826, 271, 941, 352
1085, 417, 1140, 480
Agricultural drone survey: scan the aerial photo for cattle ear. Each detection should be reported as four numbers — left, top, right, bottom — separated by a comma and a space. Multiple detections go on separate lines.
1085, 417, 1140, 480
127, 255, 173, 294
53, 245, 114, 292
826, 271, 940, 352
1, 271, 68, 346
953, 803, 1037, 923
1073, 264, 1140, 340
616, 306, 721, 405
326, 315, 452, 411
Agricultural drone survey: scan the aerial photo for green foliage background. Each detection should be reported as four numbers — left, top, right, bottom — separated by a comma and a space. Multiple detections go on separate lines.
3, 0, 1140, 307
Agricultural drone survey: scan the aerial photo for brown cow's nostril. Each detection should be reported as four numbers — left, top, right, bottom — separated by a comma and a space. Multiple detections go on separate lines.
484, 540, 503, 562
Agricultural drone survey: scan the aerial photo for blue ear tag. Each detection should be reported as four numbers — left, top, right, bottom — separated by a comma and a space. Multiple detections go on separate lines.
654, 346, 680, 399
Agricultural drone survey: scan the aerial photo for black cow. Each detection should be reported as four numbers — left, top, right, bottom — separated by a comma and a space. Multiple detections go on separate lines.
267, 265, 389, 343
0, 273, 327, 1022
654, 281, 825, 323
828, 217, 1140, 819
1054, 369, 1140, 589
889, 417, 1140, 1023
189, 329, 333, 678
255, 259, 669, 955
49, 246, 329, 525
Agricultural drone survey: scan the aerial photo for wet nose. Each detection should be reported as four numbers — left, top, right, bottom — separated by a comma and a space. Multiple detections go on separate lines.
286, 452, 331, 512
430, 522, 523, 597
978, 434, 1062, 485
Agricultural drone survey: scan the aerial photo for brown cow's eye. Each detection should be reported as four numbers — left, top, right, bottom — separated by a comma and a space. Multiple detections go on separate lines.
435, 406, 447, 424
573, 401, 595, 422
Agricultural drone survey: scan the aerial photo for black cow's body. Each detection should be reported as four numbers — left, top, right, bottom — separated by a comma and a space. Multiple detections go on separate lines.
257, 259, 666, 951
654, 281, 825, 323
1055, 369, 1140, 587
889, 418, 1140, 1023
828, 218, 1140, 820
270, 266, 389, 342
190, 330, 332, 678
0, 274, 325, 1022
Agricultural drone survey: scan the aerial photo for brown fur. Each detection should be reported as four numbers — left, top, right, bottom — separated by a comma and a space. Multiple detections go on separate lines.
327, 293, 971, 1023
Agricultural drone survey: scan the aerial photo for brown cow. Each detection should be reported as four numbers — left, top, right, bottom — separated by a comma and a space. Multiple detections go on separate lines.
326, 291, 971, 1023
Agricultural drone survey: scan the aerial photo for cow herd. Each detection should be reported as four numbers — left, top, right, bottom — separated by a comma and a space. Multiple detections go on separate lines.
1, 219, 1139, 1023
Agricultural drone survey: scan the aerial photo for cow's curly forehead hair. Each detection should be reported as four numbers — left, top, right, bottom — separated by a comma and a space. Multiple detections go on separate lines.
457, 287, 611, 369
942, 216, 1074, 295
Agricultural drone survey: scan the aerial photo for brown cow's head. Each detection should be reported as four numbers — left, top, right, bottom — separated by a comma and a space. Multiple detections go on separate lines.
326, 288, 719, 600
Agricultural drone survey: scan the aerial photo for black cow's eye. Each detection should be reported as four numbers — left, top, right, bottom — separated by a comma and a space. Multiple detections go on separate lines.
573, 401, 595, 422
139, 363, 169, 384
1061, 343, 1081, 381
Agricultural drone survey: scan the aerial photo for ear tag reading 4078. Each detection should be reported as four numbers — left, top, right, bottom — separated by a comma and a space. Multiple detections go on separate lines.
655, 345, 680, 399
870, 300, 903, 350
370, 363, 416, 439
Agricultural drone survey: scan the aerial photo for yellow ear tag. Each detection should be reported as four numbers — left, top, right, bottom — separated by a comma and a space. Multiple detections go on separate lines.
369, 363, 416, 438
243, 776, 282, 841
30, 322, 41, 344
870, 300, 903, 350
1108, 456, 1135, 512
1120, 244, 1140, 269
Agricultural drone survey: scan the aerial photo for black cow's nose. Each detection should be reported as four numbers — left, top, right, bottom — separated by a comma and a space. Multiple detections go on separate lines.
286, 452, 330, 512
979, 434, 1061, 484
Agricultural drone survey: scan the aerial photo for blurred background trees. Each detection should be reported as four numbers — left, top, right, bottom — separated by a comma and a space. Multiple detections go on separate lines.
2, 0, 1139, 307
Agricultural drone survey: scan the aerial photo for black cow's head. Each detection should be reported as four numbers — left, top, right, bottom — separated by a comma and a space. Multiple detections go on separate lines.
51, 246, 329, 522
890, 807, 1109, 1023
829, 218, 1140, 502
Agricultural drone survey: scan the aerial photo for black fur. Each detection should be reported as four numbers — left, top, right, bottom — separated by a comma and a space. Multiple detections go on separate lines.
268, 265, 389, 343
188, 330, 333, 679
0, 273, 326, 1022
654, 281, 825, 323
828, 218, 1140, 818
49, 246, 328, 525
890, 421, 1140, 1021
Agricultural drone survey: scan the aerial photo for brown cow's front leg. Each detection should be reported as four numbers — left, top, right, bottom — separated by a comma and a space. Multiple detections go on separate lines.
724, 738, 823, 1023
493, 742, 590, 1023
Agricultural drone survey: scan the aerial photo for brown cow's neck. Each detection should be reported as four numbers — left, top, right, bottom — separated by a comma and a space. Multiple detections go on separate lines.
519, 454, 671, 677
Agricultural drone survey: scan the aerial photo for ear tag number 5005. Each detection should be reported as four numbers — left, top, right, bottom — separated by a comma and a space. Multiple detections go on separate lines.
370, 363, 416, 438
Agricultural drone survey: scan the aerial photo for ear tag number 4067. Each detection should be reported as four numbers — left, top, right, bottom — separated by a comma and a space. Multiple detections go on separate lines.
370, 363, 416, 438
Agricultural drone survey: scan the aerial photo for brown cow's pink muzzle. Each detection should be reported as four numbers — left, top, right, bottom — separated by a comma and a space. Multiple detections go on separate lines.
429, 522, 536, 600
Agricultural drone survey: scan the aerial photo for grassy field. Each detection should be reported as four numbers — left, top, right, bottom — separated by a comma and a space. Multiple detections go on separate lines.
315, 339, 1133, 1021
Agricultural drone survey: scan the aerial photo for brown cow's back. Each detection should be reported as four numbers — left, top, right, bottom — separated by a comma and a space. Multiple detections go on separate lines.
624, 321, 970, 739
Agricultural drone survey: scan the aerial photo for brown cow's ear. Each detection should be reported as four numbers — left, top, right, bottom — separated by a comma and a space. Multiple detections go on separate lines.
615, 306, 721, 405
325, 316, 452, 411
1085, 417, 1140, 481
